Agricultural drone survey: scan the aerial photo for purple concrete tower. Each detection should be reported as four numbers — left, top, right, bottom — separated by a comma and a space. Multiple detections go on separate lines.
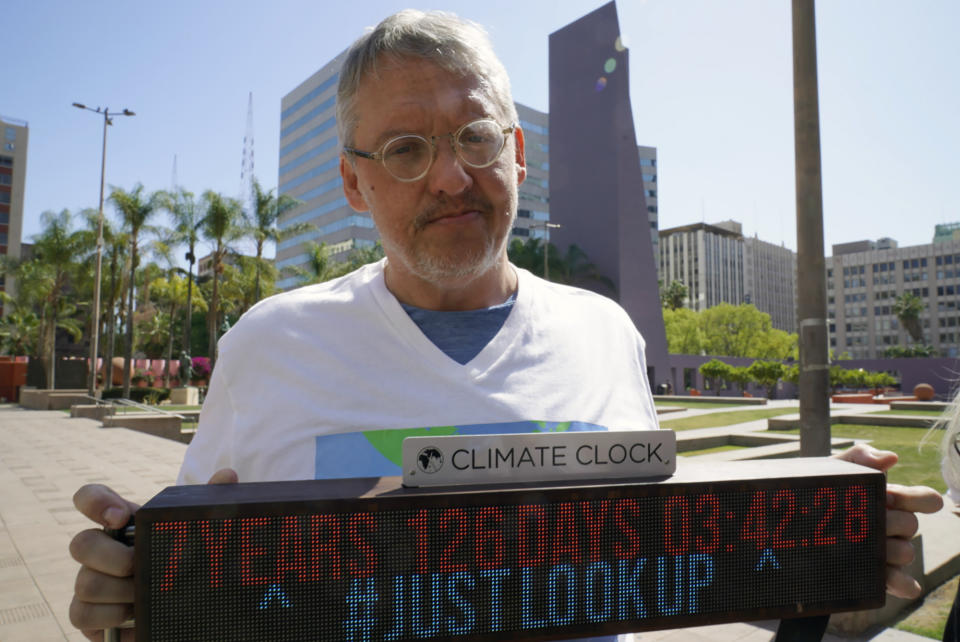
548, 2, 669, 386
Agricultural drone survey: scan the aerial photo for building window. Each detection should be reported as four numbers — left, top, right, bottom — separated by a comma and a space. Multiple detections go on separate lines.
3, 143, 12, 152
4, 127, 14, 141
0, 192, 10, 204
0, 174, 10, 186
512, 227, 530, 237
0, 156, 11, 167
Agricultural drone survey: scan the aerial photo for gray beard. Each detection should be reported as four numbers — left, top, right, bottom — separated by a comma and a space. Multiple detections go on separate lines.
383, 223, 508, 286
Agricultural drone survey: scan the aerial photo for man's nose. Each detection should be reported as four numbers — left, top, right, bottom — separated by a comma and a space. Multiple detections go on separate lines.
426, 136, 472, 195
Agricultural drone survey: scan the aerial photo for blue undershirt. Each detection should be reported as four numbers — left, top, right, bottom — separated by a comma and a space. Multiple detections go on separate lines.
400, 292, 517, 365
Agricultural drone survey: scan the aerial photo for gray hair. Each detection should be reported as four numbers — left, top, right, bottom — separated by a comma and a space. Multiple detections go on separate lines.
932, 390, 960, 504
336, 10, 518, 149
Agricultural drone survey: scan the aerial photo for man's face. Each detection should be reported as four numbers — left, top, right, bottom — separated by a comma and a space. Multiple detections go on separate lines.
341, 58, 526, 291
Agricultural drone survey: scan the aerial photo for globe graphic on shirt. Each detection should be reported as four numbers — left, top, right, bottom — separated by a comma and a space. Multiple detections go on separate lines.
417, 447, 443, 474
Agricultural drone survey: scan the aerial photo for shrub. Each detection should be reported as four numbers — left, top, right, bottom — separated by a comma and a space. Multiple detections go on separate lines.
102, 387, 171, 404
191, 357, 211, 381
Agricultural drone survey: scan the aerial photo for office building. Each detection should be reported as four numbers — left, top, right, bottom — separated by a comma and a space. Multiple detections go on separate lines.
275, 53, 551, 290
743, 235, 797, 333
658, 220, 798, 333
827, 231, 960, 358
638, 145, 658, 269
658, 221, 745, 312
0, 115, 27, 314
512, 103, 551, 240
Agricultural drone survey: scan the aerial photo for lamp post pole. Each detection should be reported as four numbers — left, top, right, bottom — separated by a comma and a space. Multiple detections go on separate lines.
73, 103, 135, 397
531, 221, 562, 280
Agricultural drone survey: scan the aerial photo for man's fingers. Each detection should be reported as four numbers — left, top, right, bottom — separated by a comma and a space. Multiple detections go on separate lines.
886, 483, 944, 514
72, 484, 139, 529
74, 566, 135, 603
886, 509, 919, 539
81, 630, 136, 642
69, 529, 135, 577
69, 596, 133, 631
886, 567, 923, 599
886, 537, 915, 567
833, 443, 898, 473
207, 468, 238, 484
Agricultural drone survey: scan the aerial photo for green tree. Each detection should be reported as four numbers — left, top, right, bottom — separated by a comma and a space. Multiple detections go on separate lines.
700, 303, 773, 358
15, 210, 87, 387
110, 184, 163, 398
728, 365, 753, 394
82, 210, 129, 388
698, 358, 732, 394
782, 364, 800, 386
551, 244, 615, 292
217, 255, 274, 319
201, 191, 245, 369
660, 280, 688, 310
747, 360, 785, 398
246, 178, 304, 301
0, 305, 39, 356
893, 292, 925, 343
662, 307, 704, 355
842, 368, 868, 391
158, 187, 205, 357
507, 238, 544, 275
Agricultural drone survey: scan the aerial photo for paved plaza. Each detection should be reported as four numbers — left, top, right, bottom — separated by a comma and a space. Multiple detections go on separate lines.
0, 404, 950, 641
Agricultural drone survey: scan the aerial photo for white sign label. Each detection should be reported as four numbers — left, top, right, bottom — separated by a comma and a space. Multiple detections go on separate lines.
402, 431, 675, 487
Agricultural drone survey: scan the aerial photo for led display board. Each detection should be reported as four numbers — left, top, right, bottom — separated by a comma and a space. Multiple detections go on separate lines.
134, 459, 884, 641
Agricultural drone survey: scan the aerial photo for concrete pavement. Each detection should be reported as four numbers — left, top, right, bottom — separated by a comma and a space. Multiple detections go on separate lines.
0, 404, 949, 641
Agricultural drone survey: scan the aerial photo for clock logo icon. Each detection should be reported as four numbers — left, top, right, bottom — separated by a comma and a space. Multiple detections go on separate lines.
417, 447, 443, 474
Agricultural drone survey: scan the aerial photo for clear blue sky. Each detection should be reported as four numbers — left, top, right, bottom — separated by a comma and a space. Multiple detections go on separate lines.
5, 0, 958, 258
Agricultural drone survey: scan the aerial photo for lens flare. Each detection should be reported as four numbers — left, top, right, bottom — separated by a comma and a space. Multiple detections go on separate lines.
604, 58, 617, 74
595, 77, 607, 92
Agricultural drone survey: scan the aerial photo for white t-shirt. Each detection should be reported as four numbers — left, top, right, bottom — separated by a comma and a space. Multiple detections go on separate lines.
178, 260, 659, 485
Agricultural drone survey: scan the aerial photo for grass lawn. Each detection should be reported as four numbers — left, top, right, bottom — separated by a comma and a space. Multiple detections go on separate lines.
680, 444, 747, 457
894, 574, 958, 639
660, 408, 799, 431
869, 409, 946, 417
655, 400, 758, 410
777, 424, 946, 492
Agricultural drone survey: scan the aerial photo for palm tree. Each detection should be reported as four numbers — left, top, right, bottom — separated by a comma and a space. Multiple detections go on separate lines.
551, 244, 616, 293
201, 191, 244, 369
246, 178, 304, 301
18, 210, 87, 387
82, 210, 128, 388
285, 241, 349, 286
893, 292, 925, 344
158, 187, 204, 357
110, 184, 162, 398
507, 238, 545, 276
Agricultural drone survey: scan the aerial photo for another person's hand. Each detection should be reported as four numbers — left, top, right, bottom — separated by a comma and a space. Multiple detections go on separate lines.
835, 444, 944, 599
68, 468, 238, 641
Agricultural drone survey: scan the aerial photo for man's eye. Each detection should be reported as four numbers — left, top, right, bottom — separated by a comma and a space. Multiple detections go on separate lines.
386, 139, 423, 158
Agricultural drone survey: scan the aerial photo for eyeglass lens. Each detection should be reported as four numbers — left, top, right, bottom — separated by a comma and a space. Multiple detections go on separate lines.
382, 120, 505, 180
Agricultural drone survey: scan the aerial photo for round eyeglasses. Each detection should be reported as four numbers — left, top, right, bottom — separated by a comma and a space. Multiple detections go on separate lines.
343, 119, 516, 183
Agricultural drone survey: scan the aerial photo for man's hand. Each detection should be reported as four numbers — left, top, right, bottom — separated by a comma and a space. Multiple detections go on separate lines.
68, 469, 238, 641
834, 444, 944, 599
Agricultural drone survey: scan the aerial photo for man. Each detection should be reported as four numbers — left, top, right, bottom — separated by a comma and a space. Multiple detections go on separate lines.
69, 9, 942, 640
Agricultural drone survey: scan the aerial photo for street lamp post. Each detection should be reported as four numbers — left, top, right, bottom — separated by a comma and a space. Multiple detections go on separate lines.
530, 221, 562, 279
73, 103, 135, 397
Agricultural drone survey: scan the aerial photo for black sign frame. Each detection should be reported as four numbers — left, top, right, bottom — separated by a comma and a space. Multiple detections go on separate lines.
134, 459, 885, 641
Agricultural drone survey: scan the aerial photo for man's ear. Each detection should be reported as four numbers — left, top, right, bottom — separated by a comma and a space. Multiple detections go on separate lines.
340, 154, 370, 212
514, 126, 527, 186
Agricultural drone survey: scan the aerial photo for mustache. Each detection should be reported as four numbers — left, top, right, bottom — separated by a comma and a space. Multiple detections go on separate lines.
412, 192, 494, 231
